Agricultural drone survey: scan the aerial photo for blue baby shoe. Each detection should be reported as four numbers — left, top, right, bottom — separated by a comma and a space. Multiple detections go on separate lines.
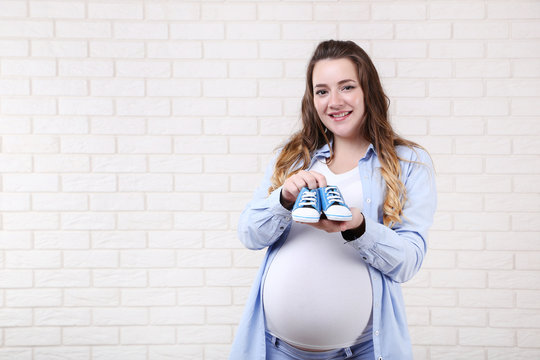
291, 187, 321, 223
318, 186, 352, 221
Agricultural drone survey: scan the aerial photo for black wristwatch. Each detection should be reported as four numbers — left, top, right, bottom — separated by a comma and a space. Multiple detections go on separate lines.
341, 217, 366, 242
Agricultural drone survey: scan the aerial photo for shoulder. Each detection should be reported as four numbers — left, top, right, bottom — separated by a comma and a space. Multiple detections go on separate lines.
395, 145, 432, 164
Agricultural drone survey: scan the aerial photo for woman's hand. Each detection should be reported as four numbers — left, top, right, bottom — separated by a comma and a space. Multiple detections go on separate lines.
280, 170, 327, 210
308, 207, 364, 233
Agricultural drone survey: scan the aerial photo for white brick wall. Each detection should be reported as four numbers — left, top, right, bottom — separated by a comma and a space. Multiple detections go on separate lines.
1, 1, 539, 359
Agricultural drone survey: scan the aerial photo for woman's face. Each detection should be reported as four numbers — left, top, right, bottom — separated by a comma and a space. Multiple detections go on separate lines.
312, 58, 365, 143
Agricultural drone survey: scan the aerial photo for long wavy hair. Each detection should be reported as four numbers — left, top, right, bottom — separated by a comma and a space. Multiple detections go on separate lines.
270, 40, 420, 227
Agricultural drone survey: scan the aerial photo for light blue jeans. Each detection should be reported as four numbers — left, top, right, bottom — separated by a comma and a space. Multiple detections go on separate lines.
265, 332, 374, 360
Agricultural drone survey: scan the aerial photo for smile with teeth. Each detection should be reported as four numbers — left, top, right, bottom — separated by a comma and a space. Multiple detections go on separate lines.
330, 111, 352, 118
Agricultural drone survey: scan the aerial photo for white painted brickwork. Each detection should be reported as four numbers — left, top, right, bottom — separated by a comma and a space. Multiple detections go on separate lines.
0, 0, 539, 359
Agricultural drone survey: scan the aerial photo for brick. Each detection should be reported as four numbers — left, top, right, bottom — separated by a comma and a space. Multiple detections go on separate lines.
92, 154, 147, 173
203, 79, 257, 97
177, 287, 231, 306
207, 306, 243, 325
204, 41, 258, 59
56, 21, 111, 38
59, 98, 113, 116
429, 79, 483, 97
488, 41, 540, 58
204, 118, 257, 135
3, 174, 58, 192
430, 2, 484, 19
6, 289, 62, 307
487, 232, 540, 251
93, 269, 147, 287
409, 326, 457, 345
229, 136, 282, 154
3, 213, 59, 230
398, 60, 452, 79
91, 79, 144, 97
91, 347, 145, 360
147, 79, 200, 97
118, 174, 173, 192
233, 249, 266, 268
114, 22, 167, 39
512, 98, 540, 115
373, 42, 427, 58
118, 213, 172, 230
489, 349, 540, 359
145, 3, 200, 20
458, 251, 513, 270
516, 253, 540, 270
517, 290, 540, 309
118, 136, 171, 154
173, 60, 227, 78
459, 328, 515, 347
0, 40, 28, 56
431, 269, 487, 288
173, 99, 226, 116
486, 194, 540, 212
174, 174, 228, 192
228, 99, 282, 116
147, 193, 201, 211
489, 117, 540, 135
171, 23, 224, 40
90, 194, 145, 211
396, 99, 450, 116
0, 270, 32, 288
431, 308, 487, 326
518, 329, 540, 347
0, 79, 30, 95
0, 232, 32, 249
117, 98, 170, 116
206, 268, 257, 287
455, 60, 510, 78
259, 79, 304, 97
90, 41, 144, 58
116, 60, 170, 78
63, 250, 118, 268
30, 1, 84, 18
430, 42, 484, 58
32, 193, 88, 211
61, 213, 115, 230
34, 231, 89, 249
2, 98, 56, 115
148, 118, 202, 135
202, 3, 256, 20
177, 325, 231, 344
456, 175, 511, 193
59, 60, 113, 77
0, 309, 32, 327
93, 308, 148, 325
91, 118, 145, 135
148, 231, 203, 249
34, 117, 88, 134
490, 309, 540, 328
34, 269, 90, 288
0, 1, 26, 17
455, 136, 511, 154
0, 20, 53, 38
92, 231, 146, 249
88, 3, 143, 19
514, 137, 540, 154
5, 328, 61, 346
486, 157, 540, 174
260, 41, 316, 60
34, 347, 89, 360
422, 249, 455, 269
174, 212, 228, 230
62, 174, 116, 192
149, 155, 202, 173
63, 327, 118, 345
282, 23, 337, 40
454, 22, 509, 39
204, 155, 258, 173
121, 289, 175, 306
150, 307, 205, 325
488, 2, 540, 19
148, 346, 203, 360
121, 326, 175, 344
260, 116, 299, 136
489, 271, 540, 289
258, 4, 312, 21
437, 193, 482, 212
372, 3, 426, 20
429, 347, 486, 360
454, 213, 510, 231
513, 213, 540, 231
454, 99, 508, 116
2, 135, 58, 153
64, 289, 119, 306
34, 308, 90, 326
61, 136, 115, 154
314, 4, 369, 20
34, 155, 90, 173
513, 59, 540, 78
0, 117, 31, 134
397, 23, 451, 39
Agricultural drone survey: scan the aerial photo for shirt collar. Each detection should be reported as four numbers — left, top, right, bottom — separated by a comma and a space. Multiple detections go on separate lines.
312, 142, 377, 160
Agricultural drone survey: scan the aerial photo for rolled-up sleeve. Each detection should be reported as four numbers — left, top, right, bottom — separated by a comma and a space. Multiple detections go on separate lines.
348, 148, 437, 283
238, 156, 293, 250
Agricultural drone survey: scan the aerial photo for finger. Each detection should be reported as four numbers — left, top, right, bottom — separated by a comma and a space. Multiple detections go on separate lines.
309, 171, 327, 188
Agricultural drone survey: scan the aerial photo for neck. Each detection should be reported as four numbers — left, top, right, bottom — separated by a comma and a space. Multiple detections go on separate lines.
327, 136, 370, 173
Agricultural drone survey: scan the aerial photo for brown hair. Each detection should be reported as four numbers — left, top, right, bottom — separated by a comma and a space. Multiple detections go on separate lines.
269, 40, 421, 227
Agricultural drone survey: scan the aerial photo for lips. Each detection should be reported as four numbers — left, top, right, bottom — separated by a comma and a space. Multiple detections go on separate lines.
329, 111, 352, 120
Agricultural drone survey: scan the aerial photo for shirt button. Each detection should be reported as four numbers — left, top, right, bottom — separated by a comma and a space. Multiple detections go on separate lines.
279, 226, 284, 230
375, 330, 379, 336
378, 357, 383, 360
366, 198, 371, 203
362, 256, 367, 260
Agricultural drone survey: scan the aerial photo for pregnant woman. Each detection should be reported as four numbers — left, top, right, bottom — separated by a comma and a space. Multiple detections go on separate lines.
229, 40, 437, 360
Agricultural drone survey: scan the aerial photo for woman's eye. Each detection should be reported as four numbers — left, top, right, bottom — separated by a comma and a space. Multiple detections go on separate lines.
342, 85, 355, 91
315, 89, 328, 96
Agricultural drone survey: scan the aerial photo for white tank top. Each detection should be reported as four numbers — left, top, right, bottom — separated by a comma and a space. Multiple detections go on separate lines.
263, 160, 373, 350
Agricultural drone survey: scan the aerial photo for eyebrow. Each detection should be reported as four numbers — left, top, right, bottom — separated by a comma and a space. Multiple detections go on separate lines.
314, 79, 357, 88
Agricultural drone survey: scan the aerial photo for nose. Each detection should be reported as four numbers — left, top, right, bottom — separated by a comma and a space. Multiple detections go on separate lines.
328, 91, 344, 109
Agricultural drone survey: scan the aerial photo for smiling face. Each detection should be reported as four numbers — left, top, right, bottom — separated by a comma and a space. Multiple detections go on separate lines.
312, 58, 366, 144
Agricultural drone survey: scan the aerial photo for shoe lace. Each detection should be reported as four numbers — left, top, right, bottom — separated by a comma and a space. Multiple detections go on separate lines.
324, 186, 344, 205
298, 190, 318, 207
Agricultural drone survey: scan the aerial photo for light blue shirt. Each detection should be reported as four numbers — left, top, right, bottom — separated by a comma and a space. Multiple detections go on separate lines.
230, 143, 437, 360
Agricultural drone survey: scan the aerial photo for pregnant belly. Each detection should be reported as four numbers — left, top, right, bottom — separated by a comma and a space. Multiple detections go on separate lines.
262, 223, 373, 350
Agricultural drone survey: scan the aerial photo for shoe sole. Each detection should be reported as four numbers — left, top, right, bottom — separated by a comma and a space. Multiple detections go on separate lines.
324, 214, 352, 221
292, 215, 320, 223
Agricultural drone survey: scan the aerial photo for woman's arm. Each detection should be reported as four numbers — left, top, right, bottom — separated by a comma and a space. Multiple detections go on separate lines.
348, 148, 437, 283
237, 156, 293, 250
